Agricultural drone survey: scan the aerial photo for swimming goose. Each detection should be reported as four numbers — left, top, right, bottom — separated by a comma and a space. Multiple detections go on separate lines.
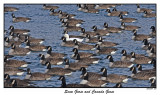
58, 12, 75, 19
121, 49, 132, 61
149, 78, 156, 88
80, 72, 107, 87
9, 43, 31, 56
92, 25, 110, 36
150, 26, 156, 37
142, 39, 155, 50
25, 68, 52, 81
121, 22, 141, 31
11, 13, 31, 23
143, 11, 156, 18
61, 36, 76, 47
4, 79, 18, 87
4, 7, 18, 12
4, 56, 29, 68
62, 22, 81, 27
4, 67, 24, 76
8, 31, 16, 40
45, 61, 72, 76
112, 8, 128, 15
74, 40, 95, 50
80, 28, 97, 37
63, 58, 88, 71
106, 9, 121, 16
119, 14, 137, 23
8, 25, 30, 35
71, 48, 94, 58
107, 55, 133, 68
74, 53, 99, 64
25, 35, 45, 45
79, 67, 101, 80
58, 76, 90, 87
136, 64, 156, 73
99, 68, 128, 83
43, 4, 59, 10
62, 15, 84, 23
63, 31, 83, 42
4, 74, 31, 87
64, 26, 82, 32
130, 52, 152, 64
147, 47, 156, 58
49, 8, 59, 16
84, 34, 99, 43
39, 54, 63, 65
4, 37, 22, 48
129, 66, 156, 80
97, 36, 118, 47
24, 39, 47, 51
136, 4, 153, 13
132, 30, 152, 41
94, 44, 118, 55
103, 22, 122, 33
45, 46, 66, 58
83, 6, 99, 13
95, 4, 116, 9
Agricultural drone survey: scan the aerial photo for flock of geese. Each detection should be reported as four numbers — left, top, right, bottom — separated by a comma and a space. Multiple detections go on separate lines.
4, 4, 156, 88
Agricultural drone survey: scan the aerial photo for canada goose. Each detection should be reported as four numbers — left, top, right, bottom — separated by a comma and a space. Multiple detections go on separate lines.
95, 4, 116, 9
60, 18, 83, 26
64, 26, 82, 32
84, 34, 98, 43
63, 31, 83, 42
39, 54, 63, 65
62, 22, 81, 27
25, 35, 45, 45
79, 67, 101, 80
8, 31, 16, 40
62, 15, 84, 23
74, 40, 95, 50
107, 55, 134, 68
83, 6, 99, 13
146, 43, 156, 53
136, 4, 153, 13
61, 36, 76, 47
103, 22, 122, 33
106, 9, 121, 16
143, 11, 156, 18
149, 78, 156, 88
4, 56, 29, 68
4, 67, 24, 75
129, 66, 156, 80
80, 72, 107, 87
99, 68, 128, 83
43, 4, 59, 10
4, 79, 18, 87
8, 25, 30, 35
130, 52, 152, 64
11, 13, 31, 23
63, 58, 88, 71
58, 12, 75, 19
114, 83, 123, 88
71, 48, 94, 58
45, 61, 72, 76
112, 8, 128, 15
4, 7, 18, 12
147, 47, 156, 58
25, 68, 52, 81
119, 14, 137, 23
97, 36, 118, 47
4, 37, 22, 48
24, 39, 47, 52
150, 26, 156, 37
136, 64, 156, 73
74, 53, 99, 64
49, 8, 59, 16
92, 25, 110, 36
80, 28, 97, 37
9, 43, 31, 56
4, 74, 31, 87
142, 39, 155, 50
121, 22, 141, 31
58, 76, 90, 87
45, 46, 66, 58
132, 30, 152, 41
94, 44, 118, 55
121, 49, 132, 61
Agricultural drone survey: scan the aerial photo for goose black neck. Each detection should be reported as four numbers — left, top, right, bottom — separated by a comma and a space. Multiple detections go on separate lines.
47, 63, 51, 69
102, 69, 107, 77
109, 57, 114, 62
61, 77, 66, 87
138, 65, 142, 71
75, 54, 80, 60
84, 73, 88, 80
132, 67, 137, 74
47, 50, 52, 54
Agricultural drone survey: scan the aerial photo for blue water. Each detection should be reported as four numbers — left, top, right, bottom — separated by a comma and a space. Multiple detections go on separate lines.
4, 4, 156, 87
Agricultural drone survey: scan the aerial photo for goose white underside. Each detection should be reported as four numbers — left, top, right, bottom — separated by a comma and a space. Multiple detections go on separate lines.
149, 77, 156, 80
93, 60, 99, 64
111, 51, 116, 55
57, 62, 63, 65
46, 77, 51, 80
25, 20, 30, 22
128, 64, 134, 68
130, 58, 135, 62
42, 49, 47, 51
80, 80, 88, 84
148, 61, 152, 64
27, 51, 31, 55
106, 33, 110, 36
123, 78, 128, 83
101, 83, 107, 87
147, 38, 152, 41
39, 41, 44, 44
21, 64, 28, 67
69, 38, 83, 42
65, 72, 72, 76
17, 72, 24, 76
